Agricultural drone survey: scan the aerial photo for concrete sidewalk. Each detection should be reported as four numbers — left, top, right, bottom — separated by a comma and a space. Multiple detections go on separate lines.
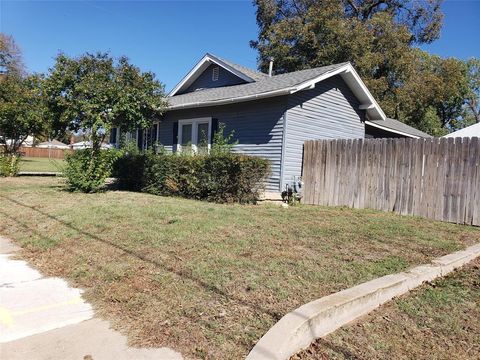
0, 236, 183, 360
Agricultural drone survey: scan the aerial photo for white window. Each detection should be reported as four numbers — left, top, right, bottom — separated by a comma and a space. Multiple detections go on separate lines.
212, 66, 219, 81
177, 118, 212, 153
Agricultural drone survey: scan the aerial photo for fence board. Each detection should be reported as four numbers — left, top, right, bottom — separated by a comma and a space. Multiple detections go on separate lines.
302, 137, 480, 226
19, 146, 72, 159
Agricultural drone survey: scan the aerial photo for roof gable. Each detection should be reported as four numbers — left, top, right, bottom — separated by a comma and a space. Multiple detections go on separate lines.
178, 63, 247, 94
169, 53, 267, 96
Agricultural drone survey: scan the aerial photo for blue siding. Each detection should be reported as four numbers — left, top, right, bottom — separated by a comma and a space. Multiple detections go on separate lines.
282, 75, 365, 188
179, 64, 247, 94
158, 97, 287, 192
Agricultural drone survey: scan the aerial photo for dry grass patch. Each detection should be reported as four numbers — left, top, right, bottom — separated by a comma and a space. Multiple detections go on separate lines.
1, 177, 479, 359
293, 258, 480, 360
19, 157, 64, 172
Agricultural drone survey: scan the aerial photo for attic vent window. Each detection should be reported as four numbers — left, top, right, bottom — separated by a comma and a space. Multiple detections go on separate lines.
212, 66, 219, 81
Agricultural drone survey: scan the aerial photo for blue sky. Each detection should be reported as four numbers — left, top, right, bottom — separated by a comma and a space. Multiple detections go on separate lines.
1, 0, 479, 92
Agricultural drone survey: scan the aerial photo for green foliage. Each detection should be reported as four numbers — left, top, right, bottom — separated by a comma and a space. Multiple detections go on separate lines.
63, 149, 120, 193
119, 135, 142, 156
396, 51, 470, 133
43, 52, 167, 191
211, 123, 238, 155
44, 52, 168, 149
464, 58, 480, 124
112, 154, 148, 192
252, 0, 443, 73
0, 74, 46, 155
115, 152, 270, 203
0, 33, 24, 76
250, 0, 476, 135
0, 154, 20, 177
0, 34, 45, 155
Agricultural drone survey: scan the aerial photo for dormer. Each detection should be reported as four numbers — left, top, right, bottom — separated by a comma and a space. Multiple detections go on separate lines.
169, 53, 266, 96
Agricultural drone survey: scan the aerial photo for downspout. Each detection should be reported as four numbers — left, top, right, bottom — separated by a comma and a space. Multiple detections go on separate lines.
279, 108, 288, 193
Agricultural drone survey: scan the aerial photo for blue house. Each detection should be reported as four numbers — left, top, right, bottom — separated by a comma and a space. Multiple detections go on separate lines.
110, 53, 430, 195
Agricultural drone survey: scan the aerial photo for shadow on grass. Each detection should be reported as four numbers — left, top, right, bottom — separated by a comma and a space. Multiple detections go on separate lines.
0, 194, 284, 348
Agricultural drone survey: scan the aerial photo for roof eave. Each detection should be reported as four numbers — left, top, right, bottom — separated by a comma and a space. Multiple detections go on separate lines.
365, 120, 420, 138
285, 63, 386, 121
167, 87, 293, 111
341, 64, 386, 121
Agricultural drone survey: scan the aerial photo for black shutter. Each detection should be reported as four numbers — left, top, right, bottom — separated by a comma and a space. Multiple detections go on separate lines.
172, 121, 178, 152
109, 128, 117, 144
211, 118, 219, 144
152, 124, 158, 144
137, 128, 143, 150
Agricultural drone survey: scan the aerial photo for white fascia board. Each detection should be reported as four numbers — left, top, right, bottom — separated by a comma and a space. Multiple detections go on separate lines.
290, 65, 350, 94
169, 54, 255, 96
359, 104, 375, 110
341, 64, 386, 121
289, 63, 386, 121
169, 54, 210, 96
365, 120, 419, 138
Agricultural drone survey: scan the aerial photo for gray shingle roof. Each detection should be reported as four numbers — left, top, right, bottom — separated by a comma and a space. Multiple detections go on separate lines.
367, 118, 432, 138
167, 62, 349, 109
211, 54, 268, 82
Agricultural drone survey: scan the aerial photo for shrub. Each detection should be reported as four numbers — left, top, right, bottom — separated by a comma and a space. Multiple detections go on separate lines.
0, 154, 21, 177
63, 149, 119, 193
112, 152, 148, 191
115, 152, 270, 203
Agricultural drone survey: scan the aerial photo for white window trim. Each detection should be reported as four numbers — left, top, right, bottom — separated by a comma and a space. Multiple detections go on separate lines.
177, 117, 212, 153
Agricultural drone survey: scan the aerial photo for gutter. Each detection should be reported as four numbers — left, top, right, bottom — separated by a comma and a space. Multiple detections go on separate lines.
167, 87, 295, 111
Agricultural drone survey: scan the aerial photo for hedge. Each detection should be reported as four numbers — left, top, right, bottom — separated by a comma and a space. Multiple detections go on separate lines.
113, 152, 270, 203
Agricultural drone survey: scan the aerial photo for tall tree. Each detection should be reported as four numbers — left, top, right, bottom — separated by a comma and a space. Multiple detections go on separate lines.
0, 34, 45, 155
396, 51, 469, 135
0, 33, 25, 76
0, 75, 46, 154
44, 52, 167, 156
250, 0, 467, 135
464, 58, 480, 124
251, 0, 443, 74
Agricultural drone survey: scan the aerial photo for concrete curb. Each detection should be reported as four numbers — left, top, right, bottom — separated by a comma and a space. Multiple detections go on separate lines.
246, 243, 480, 360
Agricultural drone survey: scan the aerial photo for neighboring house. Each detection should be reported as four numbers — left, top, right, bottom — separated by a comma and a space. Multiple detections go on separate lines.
22, 136, 35, 147
444, 122, 480, 138
110, 53, 430, 193
37, 139, 70, 149
2, 135, 35, 148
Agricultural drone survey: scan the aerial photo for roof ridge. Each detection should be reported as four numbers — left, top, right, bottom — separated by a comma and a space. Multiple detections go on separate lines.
269, 62, 351, 78
207, 53, 268, 81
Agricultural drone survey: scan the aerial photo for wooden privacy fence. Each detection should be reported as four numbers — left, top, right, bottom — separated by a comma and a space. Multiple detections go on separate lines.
302, 137, 480, 226
19, 147, 72, 159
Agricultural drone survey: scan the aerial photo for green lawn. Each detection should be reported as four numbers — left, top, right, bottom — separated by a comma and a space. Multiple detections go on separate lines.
0, 177, 479, 358
19, 157, 65, 172
294, 257, 480, 360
